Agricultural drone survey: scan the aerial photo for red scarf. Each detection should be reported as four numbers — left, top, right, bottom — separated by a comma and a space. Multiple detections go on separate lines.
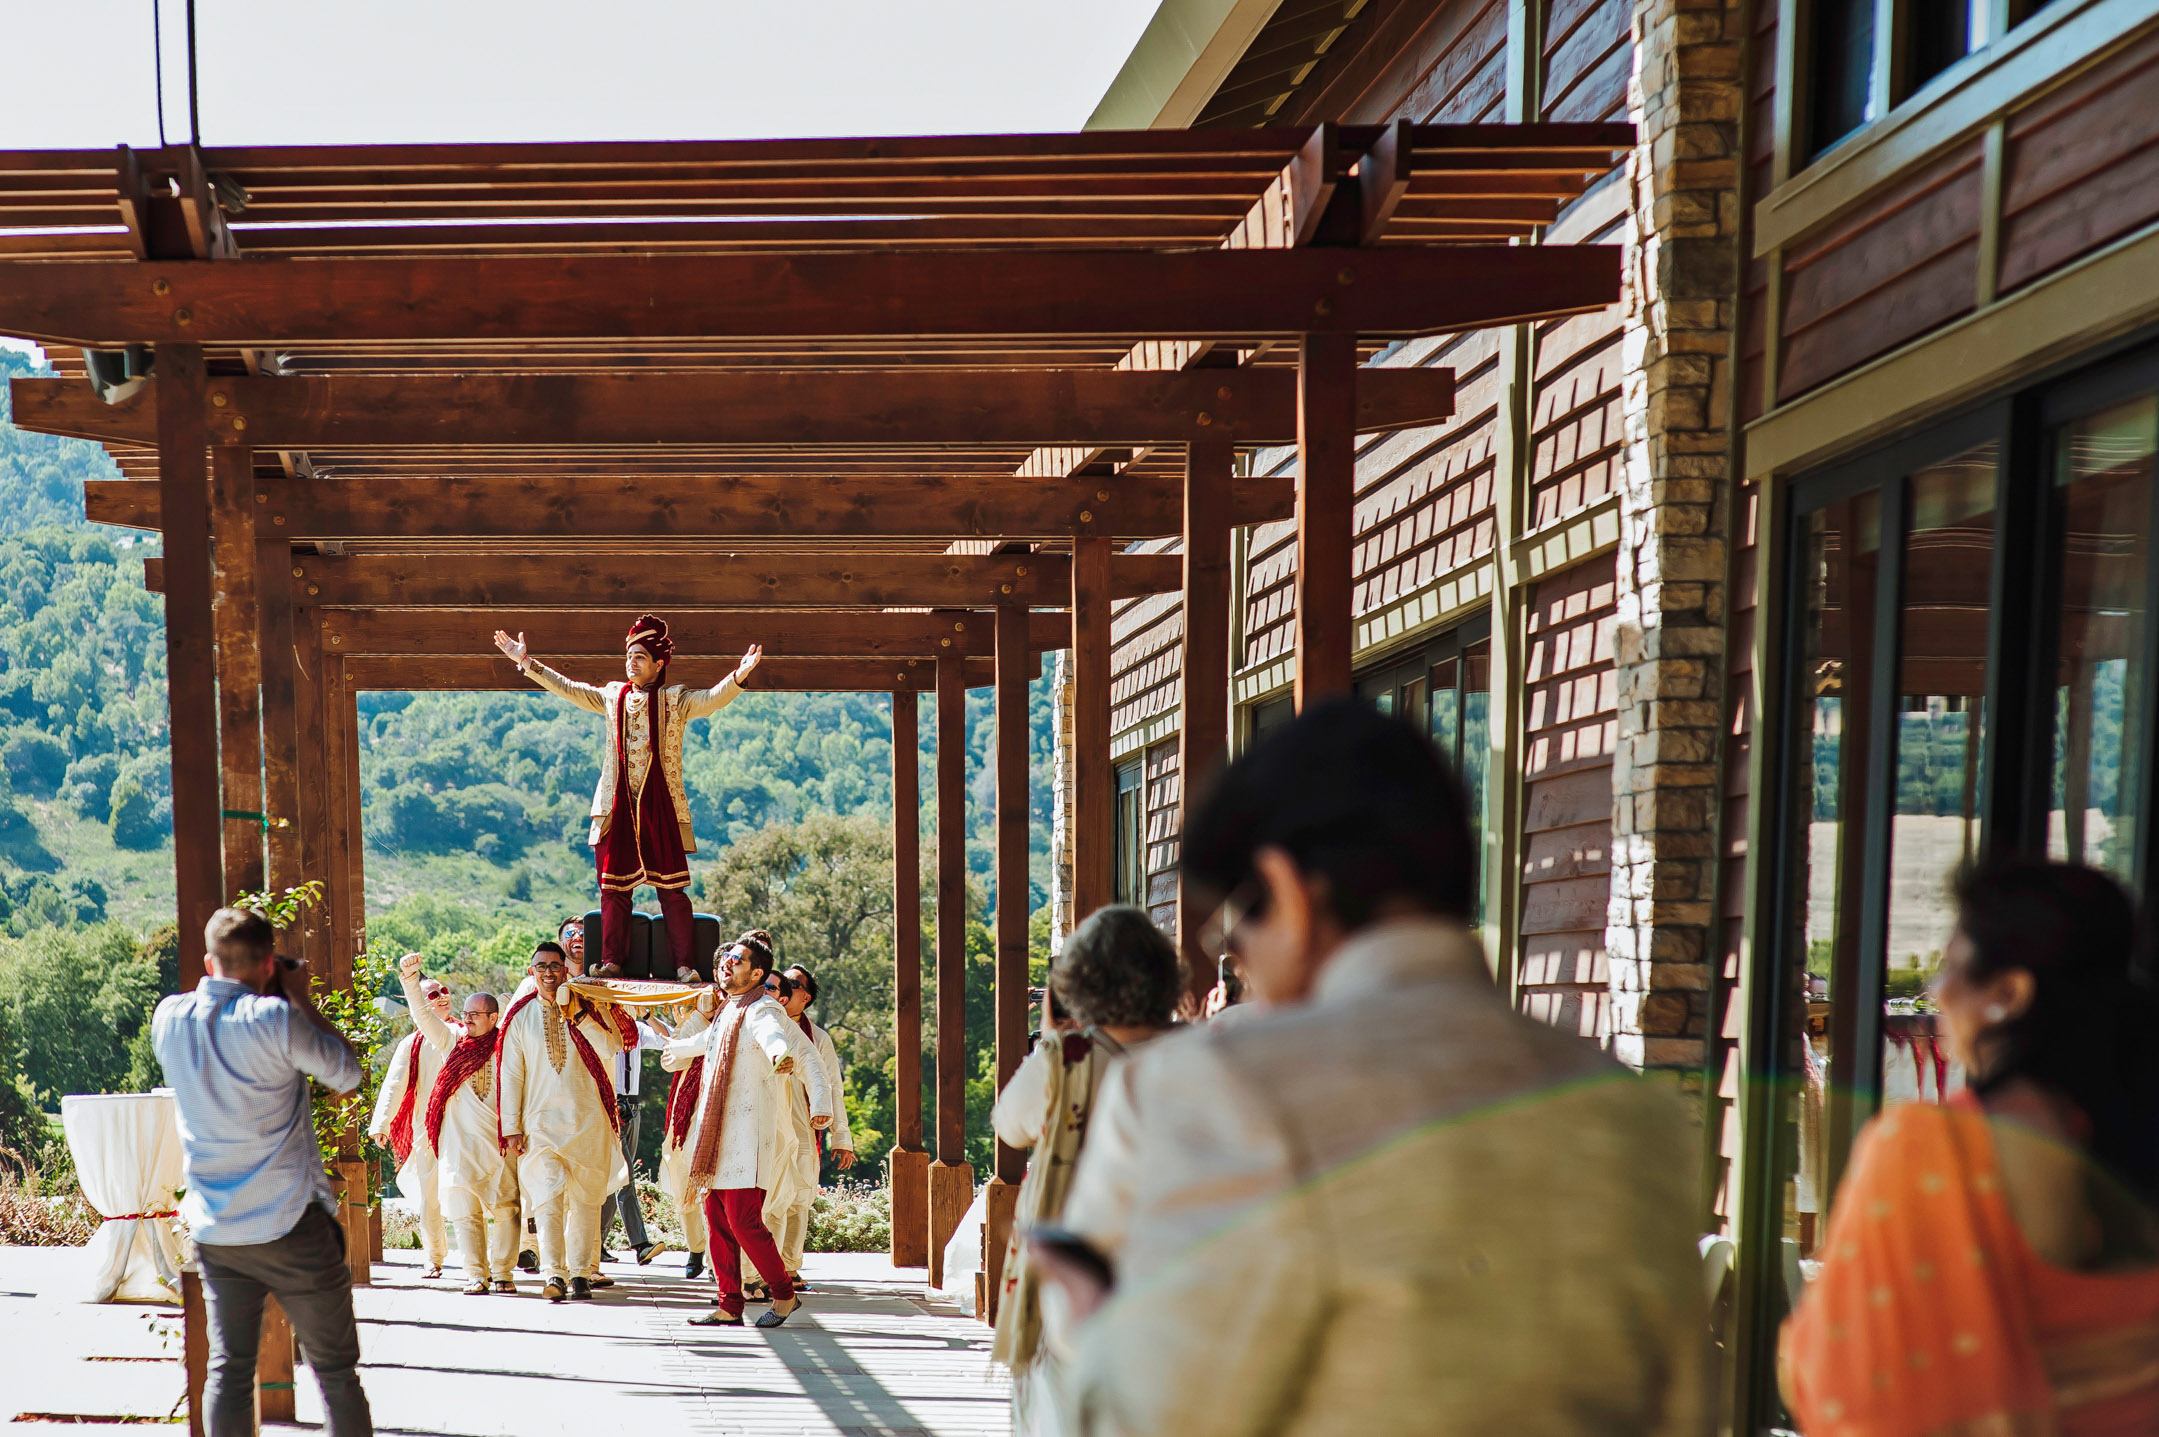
665, 1058, 705, 1148
494, 988, 619, 1145
686, 990, 765, 1188
424, 1027, 500, 1152
385, 1031, 426, 1166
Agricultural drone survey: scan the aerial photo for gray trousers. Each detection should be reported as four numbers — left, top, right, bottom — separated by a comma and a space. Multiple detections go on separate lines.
196, 1205, 372, 1437
601, 1096, 649, 1250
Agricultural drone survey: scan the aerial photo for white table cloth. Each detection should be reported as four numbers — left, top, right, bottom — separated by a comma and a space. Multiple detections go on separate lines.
61, 1091, 187, 1303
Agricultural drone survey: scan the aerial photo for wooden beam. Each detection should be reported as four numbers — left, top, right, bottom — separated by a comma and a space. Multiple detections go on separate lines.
1070, 534, 1113, 925
887, 688, 929, 1268
319, 609, 1070, 659
1178, 436, 1233, 1003
159, 344, 221, 987
31, 368, 1457, 449
340, 654, 1014, 692
257, 551, 1178, 609
0, 246, 1622, 346
84, 469, 1302, 542
211, 444, 266, 897
1294, 332, 1357, 707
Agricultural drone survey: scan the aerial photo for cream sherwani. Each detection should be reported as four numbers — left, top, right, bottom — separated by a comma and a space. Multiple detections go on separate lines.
399, 975, 520, 1283
367, 1023, 448, 1268
658, 1122, 708, 1256
660, 996, 833, 1230
498, 988, 628, 1282
1062, 918, 1708, 1437
772, 1019, 855, 1273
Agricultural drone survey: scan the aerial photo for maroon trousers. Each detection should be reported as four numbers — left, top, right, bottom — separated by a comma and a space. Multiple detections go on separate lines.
703, 1187, 793, 1317
598, 882, 695, 973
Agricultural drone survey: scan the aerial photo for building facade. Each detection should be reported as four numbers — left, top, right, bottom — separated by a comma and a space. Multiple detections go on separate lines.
1060, 0, 2159, 1424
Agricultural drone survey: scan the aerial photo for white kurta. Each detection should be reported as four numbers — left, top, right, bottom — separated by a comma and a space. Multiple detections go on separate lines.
809, 1022, 854, 1155
498, 991, 628, 1209
398, 975, 516, 1206
660, 996, 832, 1194
367, 1027, 446, 1195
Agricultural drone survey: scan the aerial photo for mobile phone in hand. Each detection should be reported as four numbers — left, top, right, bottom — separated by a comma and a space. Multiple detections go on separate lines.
1217, 955, 1242, 1006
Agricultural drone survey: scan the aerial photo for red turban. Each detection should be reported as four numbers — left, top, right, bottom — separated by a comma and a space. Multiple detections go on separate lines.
624, 614, 674, 664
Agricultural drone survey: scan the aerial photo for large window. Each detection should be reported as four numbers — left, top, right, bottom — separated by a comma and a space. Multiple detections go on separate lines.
1742, 342, 2159, 1431
1113, 757, 1146, 909
1799, 0, 2052, 162
1355, 615, 1493, 930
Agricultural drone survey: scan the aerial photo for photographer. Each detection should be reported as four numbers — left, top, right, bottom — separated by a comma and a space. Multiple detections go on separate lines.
151, 907, 372, 1437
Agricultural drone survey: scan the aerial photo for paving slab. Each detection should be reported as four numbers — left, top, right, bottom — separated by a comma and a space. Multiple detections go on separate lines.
1, 1243, 1010, 1435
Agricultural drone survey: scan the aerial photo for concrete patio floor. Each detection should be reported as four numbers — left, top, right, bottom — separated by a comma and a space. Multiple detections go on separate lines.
1, 1243, 1009, 1435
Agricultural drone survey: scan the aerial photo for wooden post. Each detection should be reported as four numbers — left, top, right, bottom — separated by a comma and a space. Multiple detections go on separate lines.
1070, 534, 1113, 924
887, 688, 930, 1267
1294, 332, 1357, 708
292, 611, 330, 971
983, 604, 1031, 1320
256, 1297, 295, 1424
1179, 434, 1235, 1003
211, 444, 265, 899
256, 531, 302, 902
321, 657, 371, 1285
182, 1270, 208, 1437
157, 343, 221, 987
928, 653, 974, 1287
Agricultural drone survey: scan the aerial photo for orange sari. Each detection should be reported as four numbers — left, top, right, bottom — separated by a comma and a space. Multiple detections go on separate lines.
1781, 1099, 2159, 1436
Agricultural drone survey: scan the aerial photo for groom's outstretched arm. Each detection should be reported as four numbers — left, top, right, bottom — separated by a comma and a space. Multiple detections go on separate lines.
495, 628, 609, 715
679, 643, 762, 720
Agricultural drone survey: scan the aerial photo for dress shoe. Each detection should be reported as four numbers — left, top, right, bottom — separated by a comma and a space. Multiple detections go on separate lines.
635, 1241, 663, 1266
684, 1251, 705, 1281
588, 1274, 615, 1289
518, 1250, 540, 1274
542, 1277, 566, 1303
755, 1296, 800, 1328
686, 1310, 741, 1327
569, 1276, 593, 1301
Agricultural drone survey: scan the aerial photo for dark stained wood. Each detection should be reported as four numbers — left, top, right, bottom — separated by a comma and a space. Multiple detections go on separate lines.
257, 530, 303, 905
292, 612, 330, 970
341, 655, 1009, 692
320, 609, 1067, 659
26, 367, 1458, 448
1777, 138, 1984, 401
934, 655, 967, 1164
145, 552, 1179, 608
1998, 25, 2159, 294
993, 604, 1031, 1187
159, 344, 222, 987
255, 552, 1179, 610
83, 468, 1304, 540
321, 652, 356, 995
211, 445, 266, 898
333, 666, 371, 1287
1295, 332, 1357, 706
1070, 535, 1113, 923
1178, 435, 1234, 1003
888, 686, 928, 1268
0, 245, 1623, 347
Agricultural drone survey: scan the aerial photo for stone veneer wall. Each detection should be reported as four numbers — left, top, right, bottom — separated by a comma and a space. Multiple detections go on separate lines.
1604, 0, 1745, 1092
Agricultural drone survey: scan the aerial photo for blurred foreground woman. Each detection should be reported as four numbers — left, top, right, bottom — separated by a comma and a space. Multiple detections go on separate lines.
1781, 860, 2159, 1435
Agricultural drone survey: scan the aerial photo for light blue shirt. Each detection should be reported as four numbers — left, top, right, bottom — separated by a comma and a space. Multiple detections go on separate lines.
152, 976, 361, 1247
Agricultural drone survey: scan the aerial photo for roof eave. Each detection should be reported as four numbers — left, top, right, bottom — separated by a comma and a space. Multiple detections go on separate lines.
1086, 0, 1286, 131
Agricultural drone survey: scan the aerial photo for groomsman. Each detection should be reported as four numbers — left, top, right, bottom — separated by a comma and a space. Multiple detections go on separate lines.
498, 942, 632, 1302
663, 933, 833, 1328
775, 964, 855, 1288
368, 975, 456, 1278
397, 956, 521, 1294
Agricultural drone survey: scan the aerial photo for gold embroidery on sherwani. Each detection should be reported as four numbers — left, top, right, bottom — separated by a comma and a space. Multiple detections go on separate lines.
543, 1002, 568, 1073
473, 1064, 490, 1101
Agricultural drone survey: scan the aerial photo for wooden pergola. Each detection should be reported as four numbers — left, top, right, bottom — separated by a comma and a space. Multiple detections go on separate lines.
0, 122, 1627, 1304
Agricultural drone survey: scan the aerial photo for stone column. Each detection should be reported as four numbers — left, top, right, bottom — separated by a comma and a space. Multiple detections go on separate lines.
1605, 0, 1744, 1088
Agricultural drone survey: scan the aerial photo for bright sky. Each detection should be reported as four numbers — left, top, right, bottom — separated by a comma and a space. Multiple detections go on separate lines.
0, 0, 1161, 149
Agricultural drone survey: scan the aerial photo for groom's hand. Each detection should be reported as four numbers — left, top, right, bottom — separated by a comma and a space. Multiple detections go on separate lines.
493, 629, 529, 666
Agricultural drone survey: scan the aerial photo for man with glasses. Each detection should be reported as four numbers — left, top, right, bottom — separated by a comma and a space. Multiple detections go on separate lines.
774, 963, 854, 1290
498, 941, 632, 1302
662, 932, 834, 1328
396, 956, 521, 1295
367, 975, 457, 1279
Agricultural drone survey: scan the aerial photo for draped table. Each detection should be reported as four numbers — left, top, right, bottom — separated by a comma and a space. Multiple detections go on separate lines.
60, 1091, 186, 1303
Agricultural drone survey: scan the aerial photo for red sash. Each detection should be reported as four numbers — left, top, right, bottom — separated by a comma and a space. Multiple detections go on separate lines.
384, 1032, 425, 1166
423, 1029, 500, 1153
494, 989, 619, 1146
665, 1057, 705, 1148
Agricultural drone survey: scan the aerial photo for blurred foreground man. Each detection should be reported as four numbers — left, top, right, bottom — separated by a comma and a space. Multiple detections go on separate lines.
1055, 701, 1707, 1436
153, 908, 372, 1437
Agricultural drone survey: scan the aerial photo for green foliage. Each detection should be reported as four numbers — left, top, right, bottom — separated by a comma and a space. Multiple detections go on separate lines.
231, 880, 326, 930
0, 922, 169, 1107
806, 1181, 891, 1253
310, 941, 398, 1194
108, 776, 162, 850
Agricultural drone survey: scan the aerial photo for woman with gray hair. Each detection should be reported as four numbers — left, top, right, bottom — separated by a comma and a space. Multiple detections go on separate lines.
990, 905, 1182, 1436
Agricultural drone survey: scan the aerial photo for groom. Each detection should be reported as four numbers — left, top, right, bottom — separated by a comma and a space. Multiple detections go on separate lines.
494, 616, 761, 981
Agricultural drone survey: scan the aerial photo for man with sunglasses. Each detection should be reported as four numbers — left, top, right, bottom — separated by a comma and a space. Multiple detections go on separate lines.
662, 933, 833, 1328
1052, 700, 1706, 1436
396, 956, 521, 1295
367, 974, 457, 1279
498, 941, 633, 1303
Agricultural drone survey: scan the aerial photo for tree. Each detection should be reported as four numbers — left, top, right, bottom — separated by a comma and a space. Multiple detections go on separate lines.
0, 922, 163, 1106
109, 775, 163, 849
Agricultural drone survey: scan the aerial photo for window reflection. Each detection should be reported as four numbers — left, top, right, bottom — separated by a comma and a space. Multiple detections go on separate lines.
2048, 395, 2154, 884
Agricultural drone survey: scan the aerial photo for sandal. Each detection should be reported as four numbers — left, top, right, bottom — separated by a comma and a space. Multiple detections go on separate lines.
687, 1310, 743, 1327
